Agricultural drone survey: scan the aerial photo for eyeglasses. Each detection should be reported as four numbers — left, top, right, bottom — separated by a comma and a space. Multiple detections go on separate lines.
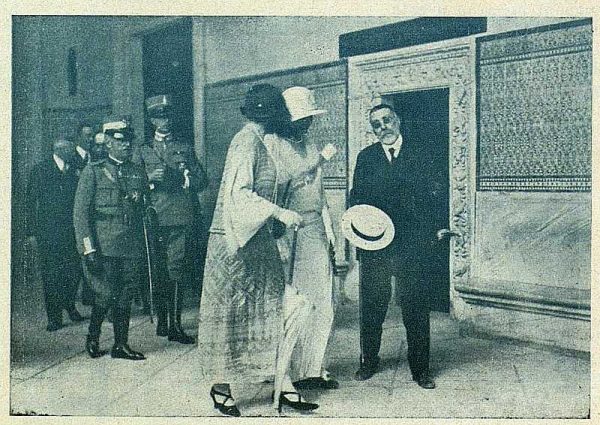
370, 115, 396, 130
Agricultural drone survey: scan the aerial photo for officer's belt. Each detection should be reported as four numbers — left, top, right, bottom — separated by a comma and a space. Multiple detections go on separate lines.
94, 211, 123, 221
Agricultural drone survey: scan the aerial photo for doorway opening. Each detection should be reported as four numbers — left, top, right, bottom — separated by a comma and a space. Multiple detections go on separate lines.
383, 88, 450, 312
142, 18, 194, 144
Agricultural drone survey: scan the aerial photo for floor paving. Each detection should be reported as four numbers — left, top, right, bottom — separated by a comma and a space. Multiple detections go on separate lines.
10, 284, 591, 418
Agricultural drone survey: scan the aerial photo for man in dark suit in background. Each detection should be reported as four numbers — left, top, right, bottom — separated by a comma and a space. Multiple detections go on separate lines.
26, 139, 85, 331
350, 104, 451, 389
74, 122, 96, 171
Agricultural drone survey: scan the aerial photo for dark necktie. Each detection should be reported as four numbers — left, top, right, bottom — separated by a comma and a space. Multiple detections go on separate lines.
388, 148, 396, 164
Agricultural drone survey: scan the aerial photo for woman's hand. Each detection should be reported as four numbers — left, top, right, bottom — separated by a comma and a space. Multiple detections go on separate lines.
275, 208, 303, 228
277, 238, 291, 263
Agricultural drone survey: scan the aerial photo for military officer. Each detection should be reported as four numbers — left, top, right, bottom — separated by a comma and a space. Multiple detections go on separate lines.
74, 116, 148, 360
133, 94, 207, 344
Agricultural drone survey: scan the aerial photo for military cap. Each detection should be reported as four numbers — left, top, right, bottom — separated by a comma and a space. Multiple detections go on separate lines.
103, 115, 134, 140
145, 94, 173, 117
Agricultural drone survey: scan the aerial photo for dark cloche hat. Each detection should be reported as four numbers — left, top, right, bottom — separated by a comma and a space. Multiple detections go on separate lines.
240, 83, 288, 121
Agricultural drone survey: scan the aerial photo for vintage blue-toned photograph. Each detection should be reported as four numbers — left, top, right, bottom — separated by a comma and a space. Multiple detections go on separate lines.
10, 14, 591, 418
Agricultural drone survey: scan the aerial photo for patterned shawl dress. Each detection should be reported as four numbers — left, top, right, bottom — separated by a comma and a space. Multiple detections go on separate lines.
197, 122, 288, 383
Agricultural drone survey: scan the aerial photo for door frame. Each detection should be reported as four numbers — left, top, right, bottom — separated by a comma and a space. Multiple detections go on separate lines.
111, 17, 207, 165
348, 36, 477, 318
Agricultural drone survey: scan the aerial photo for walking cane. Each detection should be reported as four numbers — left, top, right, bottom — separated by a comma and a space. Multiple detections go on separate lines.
287, 225, 299, 284
142, 208, 156, 324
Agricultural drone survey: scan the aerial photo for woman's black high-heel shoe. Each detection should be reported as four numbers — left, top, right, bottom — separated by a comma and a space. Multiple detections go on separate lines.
210, 386, 241, 417
274, 391, 319, 414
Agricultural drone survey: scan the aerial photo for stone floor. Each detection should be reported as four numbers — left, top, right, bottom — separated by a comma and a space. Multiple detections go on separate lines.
10, 286, 590, 419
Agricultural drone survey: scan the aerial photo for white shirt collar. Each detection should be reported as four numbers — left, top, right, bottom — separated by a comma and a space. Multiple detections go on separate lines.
76, 145, 88, 159
380, 134, 403, 162
108, 154, 123, 165
53, 154, 66, 172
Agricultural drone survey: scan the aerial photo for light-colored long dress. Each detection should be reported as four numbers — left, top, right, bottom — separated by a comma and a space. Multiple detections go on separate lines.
267, 137, 335, 380
197, 123, 287, 383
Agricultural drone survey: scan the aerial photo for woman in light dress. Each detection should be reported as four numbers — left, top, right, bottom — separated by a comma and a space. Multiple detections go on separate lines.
268, 86, 340, 392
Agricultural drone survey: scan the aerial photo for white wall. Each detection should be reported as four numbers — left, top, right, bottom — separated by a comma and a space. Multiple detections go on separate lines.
39, 16, 114, 110
202, 16, 576, 84
203, 16, 404, 82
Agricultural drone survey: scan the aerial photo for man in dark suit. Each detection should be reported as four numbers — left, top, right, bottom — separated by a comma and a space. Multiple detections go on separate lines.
74, 116, 148, 360
350, 104, 450, 389
74, 122, 95, 170
26, 139, 85, 331
132, 94, 207, 344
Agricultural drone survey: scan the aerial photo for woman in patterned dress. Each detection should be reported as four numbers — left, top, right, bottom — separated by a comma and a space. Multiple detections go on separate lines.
197, 84, 319, 416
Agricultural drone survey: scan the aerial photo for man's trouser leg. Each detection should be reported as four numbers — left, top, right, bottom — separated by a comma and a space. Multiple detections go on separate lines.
88, 304, 107, 342
359, 254, 392, 369
104, 257, 145, 361
397, 267, 430, 379
62, 251, 82, 314
110, 258, 142, 348
38, 250, 63, 326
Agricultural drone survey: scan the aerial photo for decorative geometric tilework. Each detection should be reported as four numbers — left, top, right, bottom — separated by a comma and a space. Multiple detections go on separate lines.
477, 21, 592, 191
348, 38, 476, 290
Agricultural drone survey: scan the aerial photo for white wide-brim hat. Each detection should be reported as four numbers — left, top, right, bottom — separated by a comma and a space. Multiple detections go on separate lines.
341, 205, 395, 251
282, 86, 327, 122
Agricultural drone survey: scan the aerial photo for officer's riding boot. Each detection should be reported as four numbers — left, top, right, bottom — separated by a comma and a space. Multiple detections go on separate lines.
168, 280, 195, 344
86, 304, 107, 358
111, 305, 145, 361
156, 290, 169, 337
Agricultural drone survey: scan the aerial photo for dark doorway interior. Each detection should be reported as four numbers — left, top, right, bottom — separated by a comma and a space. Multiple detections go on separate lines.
142, 18, 194, 144
385, 88, 450, 312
